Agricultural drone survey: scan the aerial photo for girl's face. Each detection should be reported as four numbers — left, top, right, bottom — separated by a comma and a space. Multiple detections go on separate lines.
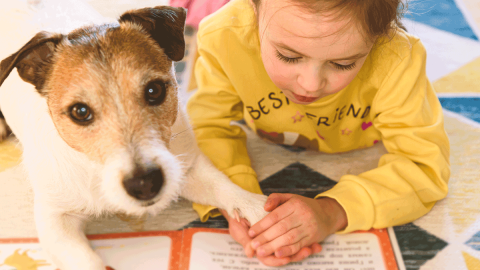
256, 0, 374, 105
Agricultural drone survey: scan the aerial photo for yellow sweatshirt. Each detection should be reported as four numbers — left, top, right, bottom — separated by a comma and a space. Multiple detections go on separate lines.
187, 0, 450, 233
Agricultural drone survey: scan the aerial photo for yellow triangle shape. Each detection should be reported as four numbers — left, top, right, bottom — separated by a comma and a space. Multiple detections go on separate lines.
462, 251, 480, 270
443, 115, 480, 234
433, 56, 480, 93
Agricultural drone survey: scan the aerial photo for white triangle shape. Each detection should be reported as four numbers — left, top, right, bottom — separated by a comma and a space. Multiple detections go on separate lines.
402, 18, 480, 82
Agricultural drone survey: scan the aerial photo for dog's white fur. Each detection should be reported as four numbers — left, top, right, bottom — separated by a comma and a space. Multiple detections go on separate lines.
0, 70, 268, 270
0, 24, 268, 270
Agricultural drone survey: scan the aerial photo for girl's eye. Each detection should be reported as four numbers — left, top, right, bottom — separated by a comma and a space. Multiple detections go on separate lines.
276, 50, 300, 64
332, 62, 357, 71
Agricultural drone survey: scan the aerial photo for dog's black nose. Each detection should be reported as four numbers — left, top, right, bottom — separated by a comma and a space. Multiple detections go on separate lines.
123, 168, 164, 201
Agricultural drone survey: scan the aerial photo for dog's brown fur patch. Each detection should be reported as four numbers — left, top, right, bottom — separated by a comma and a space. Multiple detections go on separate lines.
45, 22, 178, 163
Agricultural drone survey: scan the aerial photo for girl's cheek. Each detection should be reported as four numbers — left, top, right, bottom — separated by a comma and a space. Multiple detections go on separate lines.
330, 72, 357, 93
263, 58, 294, 89
269, 66, 294, 90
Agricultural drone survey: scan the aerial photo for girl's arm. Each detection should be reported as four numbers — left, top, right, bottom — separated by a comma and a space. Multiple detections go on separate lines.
318, 39, 450, 233
187, 28, 262, 222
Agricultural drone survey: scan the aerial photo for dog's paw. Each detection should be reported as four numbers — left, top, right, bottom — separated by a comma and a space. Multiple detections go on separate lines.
230, 193, 269, 226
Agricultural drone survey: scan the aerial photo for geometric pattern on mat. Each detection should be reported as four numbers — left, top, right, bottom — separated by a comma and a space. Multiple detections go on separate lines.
393, 223, 448, 270
466, 231, 480, 251
183, 163, 456, 270
439, 97, 480, 123
405, 0, 478, 40
183, 162, 337, 229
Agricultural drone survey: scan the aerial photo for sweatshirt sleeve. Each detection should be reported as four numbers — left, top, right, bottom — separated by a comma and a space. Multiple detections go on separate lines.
187, 30, 263, 222
317, 40, 450, 233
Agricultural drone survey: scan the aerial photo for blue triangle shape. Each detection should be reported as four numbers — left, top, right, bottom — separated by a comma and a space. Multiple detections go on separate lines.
405, 0, 478, 40
466, 231, 480, 251
439, 97, 480, 124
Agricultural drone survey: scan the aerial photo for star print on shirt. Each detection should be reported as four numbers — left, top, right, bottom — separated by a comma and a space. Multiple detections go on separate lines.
292, 111, 305, 123
341, 128, 352, 135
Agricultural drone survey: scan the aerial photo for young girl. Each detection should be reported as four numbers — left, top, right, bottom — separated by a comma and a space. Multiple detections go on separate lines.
187, 0, 450, 266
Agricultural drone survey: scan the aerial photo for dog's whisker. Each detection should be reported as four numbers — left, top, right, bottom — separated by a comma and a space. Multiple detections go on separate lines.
171, 127, 192, 139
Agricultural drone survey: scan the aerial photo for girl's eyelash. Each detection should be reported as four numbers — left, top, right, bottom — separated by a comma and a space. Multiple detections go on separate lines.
276, 50, 300, 64
332, 62, 356, 71
275, 50, 356, 71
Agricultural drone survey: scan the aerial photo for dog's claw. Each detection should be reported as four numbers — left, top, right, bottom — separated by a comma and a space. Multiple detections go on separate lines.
234, 209, 241, 223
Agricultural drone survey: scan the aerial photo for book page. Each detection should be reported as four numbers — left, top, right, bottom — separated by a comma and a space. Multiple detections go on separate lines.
0, 231, 182, 270
91, 236, 171, 270
185, 229, 397, 270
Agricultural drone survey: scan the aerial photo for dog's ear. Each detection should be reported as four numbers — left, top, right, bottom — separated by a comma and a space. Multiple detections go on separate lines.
0, 31, 63, 94
119, 6, 187, 62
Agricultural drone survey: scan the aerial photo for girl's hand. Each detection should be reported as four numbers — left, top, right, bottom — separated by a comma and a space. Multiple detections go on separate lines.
219, 209, 256, 258
248, 194, 347, 259
256, 242, 322, 267
219, 208, 320, 266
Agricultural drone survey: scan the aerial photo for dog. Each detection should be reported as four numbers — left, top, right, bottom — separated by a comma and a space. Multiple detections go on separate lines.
0, 6, 268, 270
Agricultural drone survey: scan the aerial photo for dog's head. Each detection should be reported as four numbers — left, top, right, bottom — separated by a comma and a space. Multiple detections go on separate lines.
0, 6, 187, 214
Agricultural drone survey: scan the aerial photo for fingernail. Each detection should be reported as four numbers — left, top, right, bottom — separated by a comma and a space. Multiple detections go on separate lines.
248, 230, 255, 237
275, 251, 282, 258
257, 248, 265, 256
251, 241, 260, 249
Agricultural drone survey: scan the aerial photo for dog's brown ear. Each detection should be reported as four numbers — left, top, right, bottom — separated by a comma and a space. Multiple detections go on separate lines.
0, 31, 63, 93
119, 6, 187, 61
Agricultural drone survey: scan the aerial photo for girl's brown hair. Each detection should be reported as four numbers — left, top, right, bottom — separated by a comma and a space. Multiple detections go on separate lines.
251, 0, 407, 41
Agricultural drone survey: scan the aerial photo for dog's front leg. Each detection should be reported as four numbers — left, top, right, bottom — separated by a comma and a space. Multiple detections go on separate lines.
34, 203, 105, 270
181, 154, 269, 225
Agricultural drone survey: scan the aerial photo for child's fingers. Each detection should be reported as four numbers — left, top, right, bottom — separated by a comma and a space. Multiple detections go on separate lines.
251, 217, 302, 250
257, 254, 291, 267
264, 193, 294, 211
311, 242, 322, 254
225, 211, 255, 258
289, 246, 313, 262
244, 241, 255, 258
272, 236, 309, 258
288, 243, 322, 262
248, 203, 294, 238
240, 218, 251, 228
256, 231, 308, 257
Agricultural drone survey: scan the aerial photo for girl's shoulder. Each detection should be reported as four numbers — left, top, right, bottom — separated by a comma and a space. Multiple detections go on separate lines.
197, 0, 256, 38
371, 29, 424, 66
358, 29, 426, 87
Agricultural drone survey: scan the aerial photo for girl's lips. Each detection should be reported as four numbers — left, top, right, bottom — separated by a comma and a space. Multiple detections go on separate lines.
292, 93, 318, 103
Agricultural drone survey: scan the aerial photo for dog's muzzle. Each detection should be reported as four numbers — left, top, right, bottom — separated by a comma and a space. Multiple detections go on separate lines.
122, 168, 164, 201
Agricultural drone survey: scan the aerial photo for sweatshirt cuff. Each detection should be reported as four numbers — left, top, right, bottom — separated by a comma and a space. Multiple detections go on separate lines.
315, 179, 375, 234
193, 165, 263, 222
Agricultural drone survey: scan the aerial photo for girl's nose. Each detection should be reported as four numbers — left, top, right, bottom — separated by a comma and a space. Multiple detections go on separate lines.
297, 66, 326, 93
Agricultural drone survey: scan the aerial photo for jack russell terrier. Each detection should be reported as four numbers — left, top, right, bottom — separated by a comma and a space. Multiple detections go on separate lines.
0, 6, 268, 270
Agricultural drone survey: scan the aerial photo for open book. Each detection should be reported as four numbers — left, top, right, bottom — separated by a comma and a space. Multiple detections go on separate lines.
0, 227, 404, 270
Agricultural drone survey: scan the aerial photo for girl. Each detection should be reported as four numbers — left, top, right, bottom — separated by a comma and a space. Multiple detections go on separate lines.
187, 0, 450, 266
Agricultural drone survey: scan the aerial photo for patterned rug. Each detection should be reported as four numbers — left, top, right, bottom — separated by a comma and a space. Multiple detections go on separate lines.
0, 0, 480, 269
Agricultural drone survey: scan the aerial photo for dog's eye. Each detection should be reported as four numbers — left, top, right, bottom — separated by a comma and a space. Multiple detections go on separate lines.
145, 81, 167, 106
70, 104, 93, 124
